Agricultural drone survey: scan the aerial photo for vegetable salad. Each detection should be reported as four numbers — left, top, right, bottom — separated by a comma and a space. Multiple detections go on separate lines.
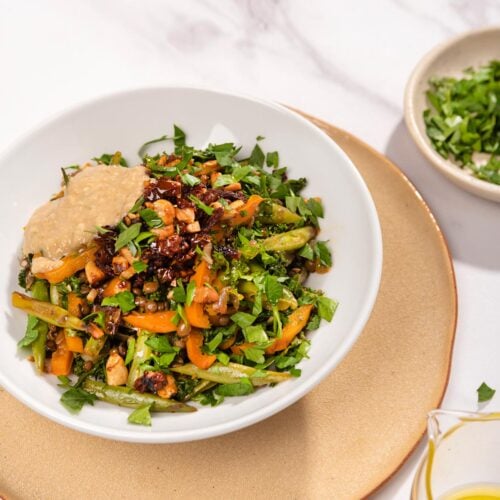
13, 126, 337, 425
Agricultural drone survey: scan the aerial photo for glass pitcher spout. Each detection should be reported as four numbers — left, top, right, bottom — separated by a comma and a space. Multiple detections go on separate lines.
412, 410, 500, 500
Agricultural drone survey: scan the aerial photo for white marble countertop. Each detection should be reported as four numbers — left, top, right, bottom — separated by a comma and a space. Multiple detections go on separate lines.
1, 0, 500, 497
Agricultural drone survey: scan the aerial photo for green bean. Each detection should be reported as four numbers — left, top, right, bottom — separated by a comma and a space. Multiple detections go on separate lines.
49, 284, 61, 306
183, 380, 217, 402
127, 331, 152, 388
171, 362, 291, 387
12, 292, 85, 331
82, 379, 196, 413
30, 281, 49, 373
259, 203, 302, 224
262, 226, 316, 252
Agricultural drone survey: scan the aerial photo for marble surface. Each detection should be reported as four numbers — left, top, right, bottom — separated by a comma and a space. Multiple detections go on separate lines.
1, 0, 500, 497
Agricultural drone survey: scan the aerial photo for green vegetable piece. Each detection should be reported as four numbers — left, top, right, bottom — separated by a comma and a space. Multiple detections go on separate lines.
262, 226, 316, 252
128, 404, 153, 426
216, 378, 254, 397
84, 336, 106, 361
477, 382, 496, 403
127, 332, 153, 388
317, 296, 338, 322
125, 337, 136, 366
139, 208, 164, 228
18, 281, 50, 372
259, 203, 302, 224
60, 387, 97, 414
170, 362, 291, 386
101, 291, 136, 313
12, 292, 86, 331
115, 223, 141, 251
83, 379, 196, 413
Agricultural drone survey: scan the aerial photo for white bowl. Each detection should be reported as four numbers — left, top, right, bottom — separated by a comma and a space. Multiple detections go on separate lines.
0, 88, 382, 442
404, 26, 500, 202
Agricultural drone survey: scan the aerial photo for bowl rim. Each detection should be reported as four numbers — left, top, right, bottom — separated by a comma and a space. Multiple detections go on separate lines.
403, 25, 500, 199
0, 86, 383, 443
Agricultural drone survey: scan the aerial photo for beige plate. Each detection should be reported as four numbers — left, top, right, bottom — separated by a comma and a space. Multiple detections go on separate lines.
0, 116, 457, 500
404, 26, 500, 202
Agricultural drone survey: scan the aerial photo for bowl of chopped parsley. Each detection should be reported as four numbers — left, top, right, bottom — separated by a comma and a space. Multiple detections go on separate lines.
0, 87, 382, 442
404, 26, 500, 202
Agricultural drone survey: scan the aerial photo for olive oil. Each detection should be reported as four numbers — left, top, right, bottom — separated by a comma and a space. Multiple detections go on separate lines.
440, 484, 500, 500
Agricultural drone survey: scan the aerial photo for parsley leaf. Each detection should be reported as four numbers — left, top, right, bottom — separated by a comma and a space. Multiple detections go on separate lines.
243, 324, 268, 344
249, 144, 265, 168
173, 124, 186, 154
125, 337, 136, 366
60, 387, 96, 414
145, 335, 177, 353
264, 275, 283, 305
115, 223, 141, 251
317, 296, 338, 322
266, 151, 279, 168
207, 332, 223, 352
139, 208, 164, 228
101, 291, 136, 313
172, 281, 186, 303
315, 241, 332, 267
132, 261, 147, 273
17, 315, 40, 347
128, 403, 152, 426
477, 382, 496, 403
189, 194, 214, 215
185, 281, 196, 307
299, 243, 314, 260
180, 172, 200, 187
215, 378, 254, 397
230, 311, 256, 328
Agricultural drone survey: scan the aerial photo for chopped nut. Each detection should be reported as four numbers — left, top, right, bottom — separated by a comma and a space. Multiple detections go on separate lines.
157, 374, 177, 399
186, 221, 201, 233
88, 323, 104, 339
152, 199, 175, 225
224, 182, 242, 192
106, 351, 128, 386
86, 288, 98, 303
229, 200, 245, 209
112, 255, 129, 274
175, 207, 195, 224
152, 225, 175, 240
85, 261, 105, 285
119, 247, 136, 265
120, 267, 136, 280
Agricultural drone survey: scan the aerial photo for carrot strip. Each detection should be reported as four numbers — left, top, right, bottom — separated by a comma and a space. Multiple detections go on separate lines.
185, 260, 212, 329
64, 333, 84, 353
103, 277, 131, 297
35, 247, 97, 284
124, 311, 177, 333
51, 333, 74, 375
185, 302, 210, 329
186, 331, 216, 370
67, 292, 85, 318
266, 304, 313, 354
229, 195, 264, 226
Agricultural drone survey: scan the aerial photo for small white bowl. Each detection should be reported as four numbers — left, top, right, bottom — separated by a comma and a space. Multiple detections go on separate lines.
404, 26, 500, 202
0, 88, 382, 442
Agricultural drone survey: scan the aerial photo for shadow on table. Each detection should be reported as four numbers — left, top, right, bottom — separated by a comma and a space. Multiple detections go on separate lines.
385, 120, 500, 271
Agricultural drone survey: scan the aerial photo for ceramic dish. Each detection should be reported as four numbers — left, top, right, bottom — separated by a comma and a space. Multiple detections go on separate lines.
404, 26, 500, 202
0, 88, 382, 443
